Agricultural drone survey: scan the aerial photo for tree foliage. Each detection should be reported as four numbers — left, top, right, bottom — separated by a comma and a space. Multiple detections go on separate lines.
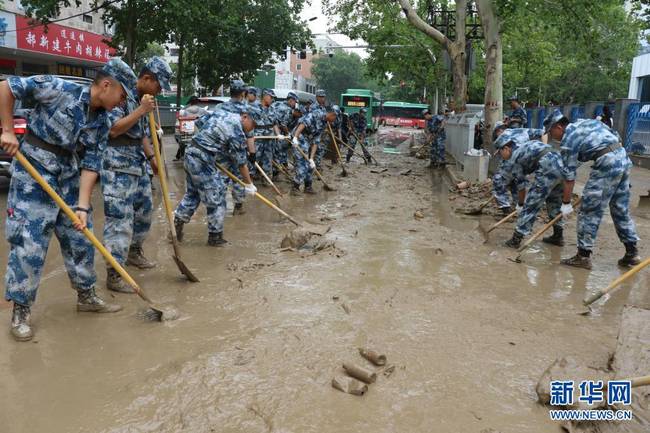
312, 49, 366, 102
20, 0, 311, 94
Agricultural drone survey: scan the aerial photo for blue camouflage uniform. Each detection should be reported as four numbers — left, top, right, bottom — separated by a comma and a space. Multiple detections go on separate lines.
311, 100, 327, 166
4, 75, 113, 307
347, 112, 370, 161
271, 96, 297, 168
560, 119, 639, 251
501, 139, 565, 236
253, 89, 277, 176
492, 128, 544, 209
429, 114, 446, 164
509, 106, 528, 129
293, 111, 326, 186
174, 111, 248, 235
98, 56, 171, 267
214, 98, 248, 205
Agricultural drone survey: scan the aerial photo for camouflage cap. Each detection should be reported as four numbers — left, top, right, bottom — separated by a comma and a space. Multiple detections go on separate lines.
102, 58, 137, 100
247, 86, 259, 96
332, 104, 340, 113
287, 91, 298, 101
143, 56, 172, 91
492, 120, 508, 141
360, 108, 367, 114
544, 108, 565, 134
315, 89, 326, 97
494, 131, 514, 150
230, 79, 246, 91
262, 88, 276, 98
422, 108, 431, 116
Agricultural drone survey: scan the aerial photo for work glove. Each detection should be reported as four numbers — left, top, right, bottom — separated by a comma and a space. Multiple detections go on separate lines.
248, 152, 256, 164
157, 128, 164, 140
292, 136, 300, 149
244, 183, 257, 196
308, 159, 316, 170
276, 134, 287, 141
560, 202, 573, 217
515, 204, 523, 214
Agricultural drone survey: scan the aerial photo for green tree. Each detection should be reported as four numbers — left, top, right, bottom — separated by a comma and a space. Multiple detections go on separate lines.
312, 49, 365, 102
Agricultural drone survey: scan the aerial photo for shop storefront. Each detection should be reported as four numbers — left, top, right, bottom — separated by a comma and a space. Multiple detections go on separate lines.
0, 9, 114, 77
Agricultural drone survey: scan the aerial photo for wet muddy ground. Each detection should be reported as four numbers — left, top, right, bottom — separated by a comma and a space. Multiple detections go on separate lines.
0, 128, 648, 433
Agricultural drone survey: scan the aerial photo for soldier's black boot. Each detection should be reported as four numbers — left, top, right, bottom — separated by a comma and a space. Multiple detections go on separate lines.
291, 182, 302, 195
561, 248, 593, 270
126, 245, 156, 269
304, 181, 316, 194
233, 203, 246, 215
107, 268, 135, 293
542, 226, 565, 247
207, 232, 227, 247
77, 288, 122, 313
11, 303, 33, 342
618, 242, 641, 267
504, 231, 524, 249
499, 206, 513, 217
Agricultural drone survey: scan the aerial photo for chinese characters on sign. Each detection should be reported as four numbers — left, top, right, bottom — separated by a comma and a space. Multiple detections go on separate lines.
16, 15, 113, 62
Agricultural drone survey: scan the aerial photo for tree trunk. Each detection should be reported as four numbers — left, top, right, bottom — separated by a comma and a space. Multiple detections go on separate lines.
450, 0, 467, 112
176, 33, 185, 107
124, 0, 138, 68
476, 0, 503, 150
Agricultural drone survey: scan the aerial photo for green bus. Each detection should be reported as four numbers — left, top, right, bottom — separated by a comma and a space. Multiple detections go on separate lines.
377, 101, 429, 129
340, 89, 379, 130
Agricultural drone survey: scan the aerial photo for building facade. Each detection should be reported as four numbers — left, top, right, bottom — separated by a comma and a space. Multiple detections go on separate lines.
0, 0, 113, 78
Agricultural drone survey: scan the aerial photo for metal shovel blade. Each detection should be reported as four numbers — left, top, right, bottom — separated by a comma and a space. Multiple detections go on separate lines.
301, 221, 331, 236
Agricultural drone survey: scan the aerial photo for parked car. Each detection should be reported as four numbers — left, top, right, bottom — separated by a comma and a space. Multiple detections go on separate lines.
174, 96, 229, 149
0, 75, 93, 178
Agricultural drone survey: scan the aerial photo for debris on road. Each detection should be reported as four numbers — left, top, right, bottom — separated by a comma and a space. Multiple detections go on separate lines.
332, 375, 368, 396
343, 362, 377, 384
359, 348, 387, 366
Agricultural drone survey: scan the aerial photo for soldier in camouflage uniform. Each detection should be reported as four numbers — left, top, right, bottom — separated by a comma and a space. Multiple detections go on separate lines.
173, 111, 257, 246
312, 89, 327, 168
0, 60, 130, 341
507, 96, 528, 129
492, 126, 545, 215
78, 57, 172, 294
347, 108, 370, 163
493, 133, 566, 249
429, 110, 447, 168
253, 89, 284, 178
213, 80, 254, 215
270, 91, 298, 178
291, 106, 336, 194
545, 109, 641, 270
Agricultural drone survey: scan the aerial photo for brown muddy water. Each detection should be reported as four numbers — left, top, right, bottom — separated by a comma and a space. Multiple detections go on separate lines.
0, 129, 648, 433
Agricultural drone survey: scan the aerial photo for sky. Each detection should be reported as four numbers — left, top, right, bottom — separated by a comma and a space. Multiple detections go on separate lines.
299, 0, 368, 58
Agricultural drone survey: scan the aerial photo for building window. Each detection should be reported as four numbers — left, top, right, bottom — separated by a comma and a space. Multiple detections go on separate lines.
296, 64, 302, 71
82, 14, 93, 24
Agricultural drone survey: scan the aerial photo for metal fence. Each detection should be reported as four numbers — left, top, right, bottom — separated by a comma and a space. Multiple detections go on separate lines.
625, 103, 650, 155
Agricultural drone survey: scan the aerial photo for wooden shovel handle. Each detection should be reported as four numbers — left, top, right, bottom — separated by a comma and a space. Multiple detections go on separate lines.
487, 206, 517, 234
215, 162, 301, 227
254, 161, 284, 197
327, 123, 345, 163
287, 137, 328, 183
14, 151, 151, 303
517, 197, 582, 253
148, 112, 176, 238
584, 256, 650, 306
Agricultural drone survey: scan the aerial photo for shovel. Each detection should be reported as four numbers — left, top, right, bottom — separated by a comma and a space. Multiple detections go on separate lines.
349, 128, 377, 165
148, 112, 200, 283
582, 256, 649, 307
286, 138, 336, 191
272, 160, 293, 181
479, 206, 518, 243
327, 123, 347, 176
254, 161, 288, 208
513, 197, 582, 263
13, 151, 175, 321
459, 196, 496, 215
216, 162, 330, 236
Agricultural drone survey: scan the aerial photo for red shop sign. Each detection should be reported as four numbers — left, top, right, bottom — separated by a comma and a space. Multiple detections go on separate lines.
15, 15, 115, 63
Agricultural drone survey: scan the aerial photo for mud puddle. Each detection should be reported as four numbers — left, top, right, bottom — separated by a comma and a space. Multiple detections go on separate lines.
0, 129, 648, 433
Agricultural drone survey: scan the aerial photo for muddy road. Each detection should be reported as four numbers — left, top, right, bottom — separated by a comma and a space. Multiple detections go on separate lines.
0, 128, 648, 433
